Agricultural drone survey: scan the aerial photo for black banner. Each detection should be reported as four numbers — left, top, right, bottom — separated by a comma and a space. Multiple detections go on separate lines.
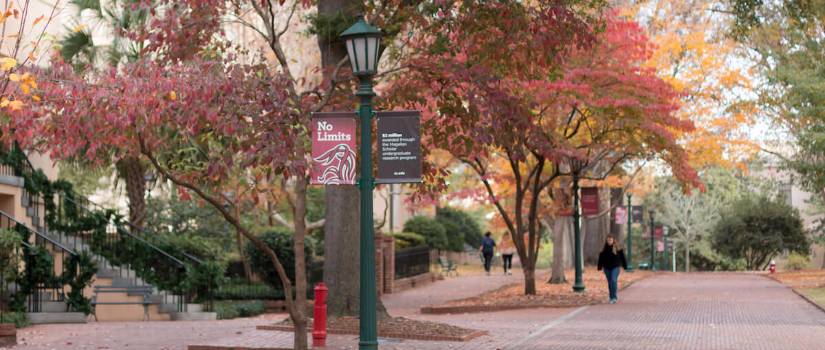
376, 111, 422, 183
631, 205, 645, 224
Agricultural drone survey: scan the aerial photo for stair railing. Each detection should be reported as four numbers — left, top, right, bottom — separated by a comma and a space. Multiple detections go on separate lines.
53, 194, 194, 313
0, 210, 77, 313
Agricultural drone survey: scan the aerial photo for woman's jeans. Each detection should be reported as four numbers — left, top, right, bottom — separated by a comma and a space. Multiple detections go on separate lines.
604, 266, 620, 300
502, 254, 513, 273
482, 252, 494, 272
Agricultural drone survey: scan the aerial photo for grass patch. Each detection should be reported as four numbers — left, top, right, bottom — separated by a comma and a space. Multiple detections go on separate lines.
214, 300, 266, 320
799, 288, 825, 309
0, 312, 30, 328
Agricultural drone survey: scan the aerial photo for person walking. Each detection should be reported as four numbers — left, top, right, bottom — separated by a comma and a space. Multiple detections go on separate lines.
479, 232, 496, 276
597, 234, 627, 304
500, 234, 516, 275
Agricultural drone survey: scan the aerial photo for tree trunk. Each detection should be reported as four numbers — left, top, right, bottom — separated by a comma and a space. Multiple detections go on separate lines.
549, 217, 567, 284
117, 156, 146, 232
317, 0, 388, 318
235, 204, 253, 281
523, 259, 536, 294
324, 186, 361, 316
685, 240, 691, 273
292, 178, 309, 350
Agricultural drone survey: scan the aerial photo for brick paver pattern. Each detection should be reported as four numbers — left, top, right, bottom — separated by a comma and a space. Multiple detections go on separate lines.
8, 271, 825, 350
517, 273, 825, 350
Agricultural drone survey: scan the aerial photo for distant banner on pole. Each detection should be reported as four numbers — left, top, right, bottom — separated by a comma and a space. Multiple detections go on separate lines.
581, 187, 599, 216
654, 226, 664, 239
310, 112, 357, 185
614, 206, 627, 224
657, 240, 665, 252
376, 111, 422, 183
631, 206, 645, 223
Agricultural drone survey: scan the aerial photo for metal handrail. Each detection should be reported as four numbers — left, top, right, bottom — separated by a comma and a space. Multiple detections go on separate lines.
59, 196, 188, 267
0, 210, 77, 256
113, 226, 187, 267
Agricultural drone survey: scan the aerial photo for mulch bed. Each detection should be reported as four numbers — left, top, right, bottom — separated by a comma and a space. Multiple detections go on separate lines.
421, 269, 653, 314
259, 316, 486, 342
769, 270, 825, 289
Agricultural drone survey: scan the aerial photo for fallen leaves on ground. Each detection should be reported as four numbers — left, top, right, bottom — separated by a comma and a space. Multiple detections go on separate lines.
771, 270, 825, 289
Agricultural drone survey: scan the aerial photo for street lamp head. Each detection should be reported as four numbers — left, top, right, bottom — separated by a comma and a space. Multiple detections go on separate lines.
340, 16, 383, 77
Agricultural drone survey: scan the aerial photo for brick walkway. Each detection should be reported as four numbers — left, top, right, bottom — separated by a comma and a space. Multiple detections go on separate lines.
9, 272, 825, 350
513, 273, 825, 350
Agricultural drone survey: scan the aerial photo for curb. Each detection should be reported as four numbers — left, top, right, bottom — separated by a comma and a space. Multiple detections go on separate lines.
420, 273, 649, 315
790, 288, 825, 315
257, 324, 488, 342
759, 273, 825, 315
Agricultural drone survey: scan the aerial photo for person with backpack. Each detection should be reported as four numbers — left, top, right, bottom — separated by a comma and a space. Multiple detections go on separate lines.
479, 231, 496, 276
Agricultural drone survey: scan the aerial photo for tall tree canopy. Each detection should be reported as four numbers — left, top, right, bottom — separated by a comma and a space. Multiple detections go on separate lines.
385, 4, 699, 294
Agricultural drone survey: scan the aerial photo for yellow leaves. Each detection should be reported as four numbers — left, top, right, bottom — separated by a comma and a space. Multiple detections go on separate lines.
8, 100, 22, 110
0, 97, 23, 111
32, 15, 44, 27
168, 91, 177, 101
73, 24, 85, 32
0, 57, 16, 71
10, 73, 36, 94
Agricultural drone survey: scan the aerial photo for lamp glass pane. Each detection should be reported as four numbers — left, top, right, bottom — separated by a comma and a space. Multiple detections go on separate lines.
354, 37, 367, 74
345, 38, 358, 73
366, 37, 378, 71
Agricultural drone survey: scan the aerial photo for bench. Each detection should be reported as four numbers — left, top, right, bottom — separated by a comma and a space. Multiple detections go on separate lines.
91, 285, 155, 321
438, 256, 458, 277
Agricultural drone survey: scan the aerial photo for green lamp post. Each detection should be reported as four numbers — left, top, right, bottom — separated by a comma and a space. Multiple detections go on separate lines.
572, 172, 585, 293
649, 209, 655, 271
340, 16, 383, 350
626, 194, 634, 272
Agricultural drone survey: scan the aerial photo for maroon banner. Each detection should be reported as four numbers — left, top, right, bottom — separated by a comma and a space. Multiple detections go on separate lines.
654, 226, 664, 239
311, 112, 357, 185
581, 187, 600, 216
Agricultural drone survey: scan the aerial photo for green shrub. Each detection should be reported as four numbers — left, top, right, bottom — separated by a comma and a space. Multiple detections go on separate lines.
786, 252, 810, 271
403, 216, 448, 250
0, 311, 29, 328
214, 281, 284, 300
436, 207, 483, 251
712, 196, 809, 270
62, 251, 97, 315
245, 228, 314, 289
388, 232, 426, 250
214, 300, 266, 320
0, 228, 21, 281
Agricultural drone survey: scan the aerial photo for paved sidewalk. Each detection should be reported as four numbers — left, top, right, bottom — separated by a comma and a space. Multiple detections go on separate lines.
382, 268, 523, 316
515, 273, 825, 350
12, 272, 825, 350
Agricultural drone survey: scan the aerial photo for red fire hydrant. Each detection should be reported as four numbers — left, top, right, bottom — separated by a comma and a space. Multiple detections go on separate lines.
312, 283, 328, 348
770, 260, 776, 274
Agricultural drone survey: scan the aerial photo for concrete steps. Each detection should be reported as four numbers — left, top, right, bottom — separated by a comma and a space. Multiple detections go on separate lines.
15, 180, 213, 322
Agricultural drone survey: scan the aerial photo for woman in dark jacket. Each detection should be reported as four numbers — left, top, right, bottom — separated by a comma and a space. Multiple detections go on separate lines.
597, 234, 627, 304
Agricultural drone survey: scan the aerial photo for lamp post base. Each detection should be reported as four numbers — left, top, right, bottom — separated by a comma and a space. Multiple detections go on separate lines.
572, 283, 586, 293
359, 340, 378, 350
